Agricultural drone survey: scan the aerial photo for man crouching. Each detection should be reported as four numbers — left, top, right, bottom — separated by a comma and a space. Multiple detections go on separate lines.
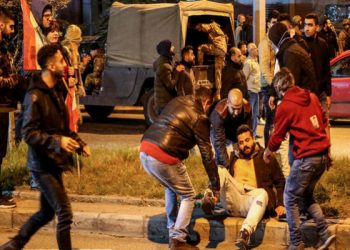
202, 125, 285, 250
140, 87, 220, 250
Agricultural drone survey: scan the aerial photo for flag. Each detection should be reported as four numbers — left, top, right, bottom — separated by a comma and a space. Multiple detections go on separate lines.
20, 0, 45, 71
65, 88, 79, 133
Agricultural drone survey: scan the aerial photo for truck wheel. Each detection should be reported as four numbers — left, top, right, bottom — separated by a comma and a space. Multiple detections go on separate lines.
143, 89, 158, 126
84, 105, 115, 121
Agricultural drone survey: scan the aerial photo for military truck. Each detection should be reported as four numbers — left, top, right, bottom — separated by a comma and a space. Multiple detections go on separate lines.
80, 1, 235, 125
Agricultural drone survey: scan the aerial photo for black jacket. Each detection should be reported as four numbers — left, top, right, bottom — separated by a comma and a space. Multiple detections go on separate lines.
0, 46, 18, 112
175, 60, 194, 96
209, 99, 252, 168
304, 35, 332, 96
142, 95, 220, 190
271, 38, 317, 97
318, 28, 339, 59
22, 73, 86, 173
229, 143, 285, 217
153, 56, 178, 111
221, 60, 249, 100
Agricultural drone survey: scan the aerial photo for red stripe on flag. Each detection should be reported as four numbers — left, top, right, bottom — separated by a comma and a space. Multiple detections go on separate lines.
20, 0, 38, 71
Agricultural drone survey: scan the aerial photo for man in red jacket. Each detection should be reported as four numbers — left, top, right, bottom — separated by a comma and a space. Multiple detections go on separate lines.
263, 68, 335, 250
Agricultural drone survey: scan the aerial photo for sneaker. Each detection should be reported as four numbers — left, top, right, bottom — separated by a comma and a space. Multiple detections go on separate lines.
235, 228, 250, 250
258, 118, 265, 125
286, 243, 305, 250
186, 231, 200, 246
201, 189, 216, 215
0, 198, 16, 209
316, 234, 336, 250
169, 238, 199, 250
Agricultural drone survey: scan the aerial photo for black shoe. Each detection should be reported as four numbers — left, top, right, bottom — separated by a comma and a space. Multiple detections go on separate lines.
169, 238, 199, 250
0, 197, 16, 209
186, 231, 200, 246
316, 234, 336, 250
0, 238, 22, 250
235, 228, 250, 250
286, 243, 305, 250
201, 190, 216, 215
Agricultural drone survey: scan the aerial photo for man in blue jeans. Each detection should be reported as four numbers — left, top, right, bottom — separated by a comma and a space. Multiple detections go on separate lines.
263, 68, 335, 250
140, 87, 220, 250
0, 44, 91, 250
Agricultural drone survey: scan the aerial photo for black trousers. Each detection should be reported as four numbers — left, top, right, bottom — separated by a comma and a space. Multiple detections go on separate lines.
0, 113, 9, 194
16, 171, 73, 250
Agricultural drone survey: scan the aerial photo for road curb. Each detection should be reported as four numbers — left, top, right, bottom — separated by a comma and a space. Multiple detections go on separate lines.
2, 193, 350, 248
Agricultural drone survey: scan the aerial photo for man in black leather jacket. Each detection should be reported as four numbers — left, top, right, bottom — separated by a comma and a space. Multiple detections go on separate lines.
140, 87, 219, 250
0, 44, 90, 250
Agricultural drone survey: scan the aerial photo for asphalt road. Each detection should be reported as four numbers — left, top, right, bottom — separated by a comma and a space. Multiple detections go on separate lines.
79, 106, 350, 157
0, 228, 287, 250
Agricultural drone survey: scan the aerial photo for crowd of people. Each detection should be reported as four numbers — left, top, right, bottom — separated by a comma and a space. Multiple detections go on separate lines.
0, 2, 349, 250
144, 9, 348, 250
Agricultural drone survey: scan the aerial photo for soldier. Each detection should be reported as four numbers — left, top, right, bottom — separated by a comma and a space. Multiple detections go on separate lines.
196, 21, 227, 101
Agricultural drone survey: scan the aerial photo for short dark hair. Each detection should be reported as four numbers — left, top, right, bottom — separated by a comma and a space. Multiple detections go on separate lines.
181, 45, 194, 58
37, 44, 62, 69
44, 20, 60, 36
277, 13, 292, 24
236, 124, 253, 139
237, 41, 247, 49
195, 86, 213, 104
0, 7, 15, 23
268, 9, 280, 22
273, 67, 295, 93
305, 13, 319, 25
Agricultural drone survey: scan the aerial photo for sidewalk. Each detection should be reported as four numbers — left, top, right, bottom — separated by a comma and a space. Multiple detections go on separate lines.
0, 191, 349, 249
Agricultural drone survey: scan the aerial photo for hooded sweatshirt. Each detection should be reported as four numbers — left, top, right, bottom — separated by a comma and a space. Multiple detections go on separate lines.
31, 0, 52, 27
268, 86, 330, 159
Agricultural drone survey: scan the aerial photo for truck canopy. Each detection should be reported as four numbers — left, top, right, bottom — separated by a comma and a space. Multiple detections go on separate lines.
107, 1, 234, 67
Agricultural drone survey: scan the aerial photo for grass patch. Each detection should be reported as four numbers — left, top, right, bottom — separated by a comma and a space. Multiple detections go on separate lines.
1, 145, 350, 217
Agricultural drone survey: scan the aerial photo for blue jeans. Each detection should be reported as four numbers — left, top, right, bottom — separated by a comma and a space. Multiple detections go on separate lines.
261, 86, 274, 147
248, 91, 259, 137
16, 171, 73, 250
284, 153, 329, 246
140, 152, 195, 242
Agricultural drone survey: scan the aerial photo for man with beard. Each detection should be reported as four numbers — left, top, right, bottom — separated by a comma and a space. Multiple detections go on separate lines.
202, 125, 285, 250
338, 19, 350, 53
210, 88, 252, 168
154, 39, 184, 115
175, 46, 195, 96
0, 7, 17, 208
221, 47, 249, 100
318, 18, 339, 59
0, 44, 91, 250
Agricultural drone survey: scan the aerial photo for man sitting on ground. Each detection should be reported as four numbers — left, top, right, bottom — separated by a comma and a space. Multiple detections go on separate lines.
202, 125, 285, 250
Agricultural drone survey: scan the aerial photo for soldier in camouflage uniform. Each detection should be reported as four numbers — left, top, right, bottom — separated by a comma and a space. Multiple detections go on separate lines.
196, 21, 228, 101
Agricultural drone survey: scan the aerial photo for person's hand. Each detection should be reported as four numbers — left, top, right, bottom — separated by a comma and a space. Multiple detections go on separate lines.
213, 190, 220, 203
263, 148, 272, 164
68, 77, 76, 88
269, 96, 276, 110
82, 55, 91, 66
82, 145, 91, 157
68, 67, 75, 77
326, 96, 331, 109
175, 64, 185, 72
275, 206, 286, 217
60, 136, 80, 153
